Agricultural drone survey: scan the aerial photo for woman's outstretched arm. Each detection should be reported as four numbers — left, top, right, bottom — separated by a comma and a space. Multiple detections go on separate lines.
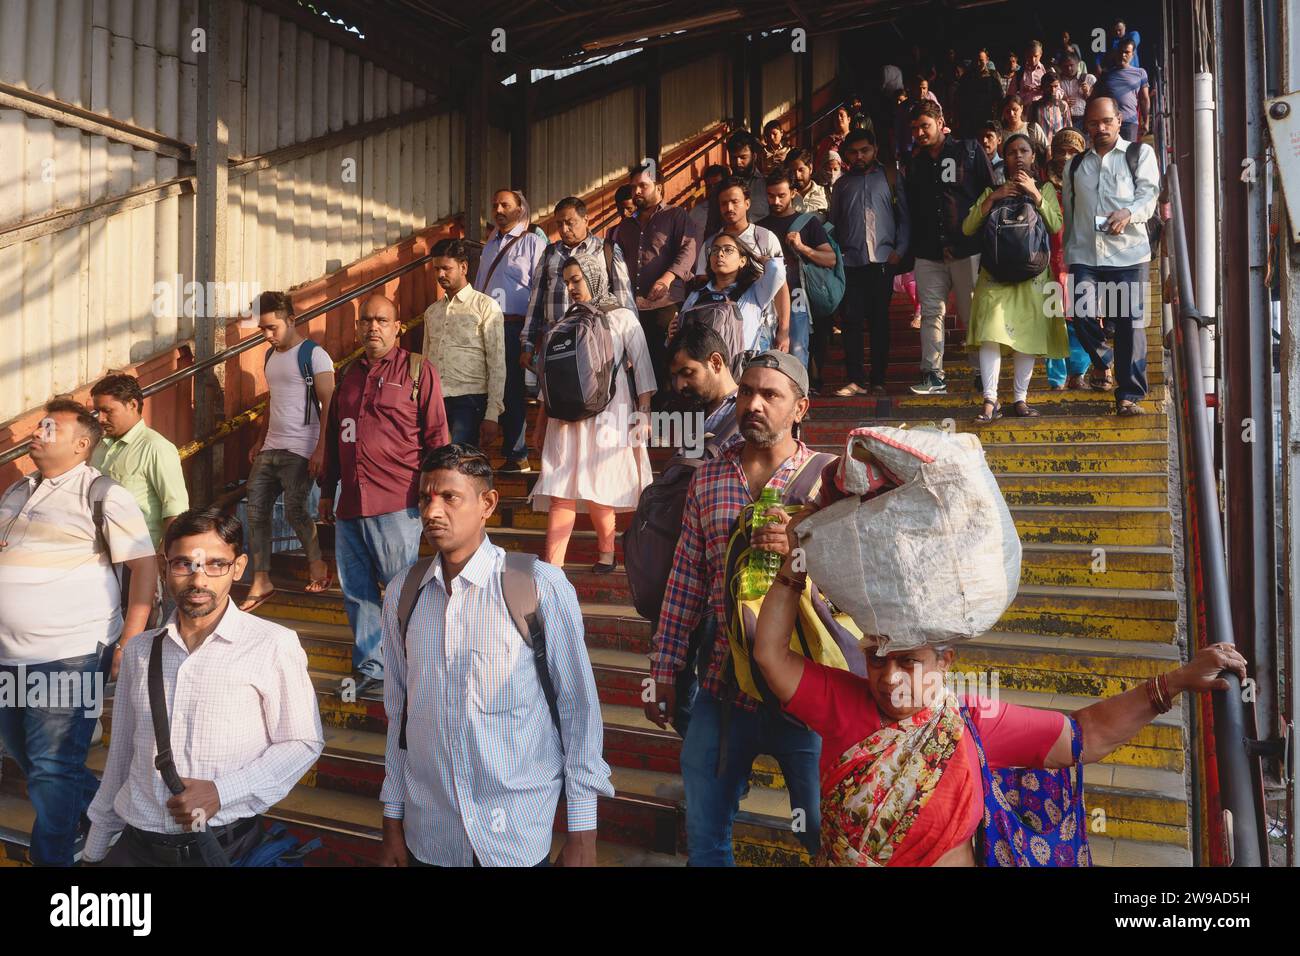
1043, 643, 1249, 768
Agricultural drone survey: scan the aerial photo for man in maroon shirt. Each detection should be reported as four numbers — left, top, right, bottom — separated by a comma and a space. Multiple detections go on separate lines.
319, 293, 449, 693
612, 161, 702, 403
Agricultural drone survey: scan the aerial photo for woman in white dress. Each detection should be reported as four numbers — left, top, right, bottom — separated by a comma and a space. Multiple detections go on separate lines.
530, 251, 656, 572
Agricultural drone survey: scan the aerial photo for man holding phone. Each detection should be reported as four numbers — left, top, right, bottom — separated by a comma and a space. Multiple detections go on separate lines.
1062, 96, 1160, 416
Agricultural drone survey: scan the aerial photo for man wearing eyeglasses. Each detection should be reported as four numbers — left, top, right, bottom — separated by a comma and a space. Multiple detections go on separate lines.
83, 508, 324, 865
0, 399, 157, 865
319, 294, 449, 695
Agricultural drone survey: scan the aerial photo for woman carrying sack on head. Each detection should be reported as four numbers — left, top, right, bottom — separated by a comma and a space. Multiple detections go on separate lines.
964, 131, 1069, 422
750, 503, 1249, 867
529, 253, 656, 572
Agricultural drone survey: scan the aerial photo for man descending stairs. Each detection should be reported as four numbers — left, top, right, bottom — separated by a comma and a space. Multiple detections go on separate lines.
0, 268, 1188, 868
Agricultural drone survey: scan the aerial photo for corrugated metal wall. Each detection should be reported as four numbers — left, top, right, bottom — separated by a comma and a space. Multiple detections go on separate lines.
0, 0, 197, 421
661, 54, 730, 153
224, 1, 459, 298
528, 87, 639, 217
813, 41, 837, 90
0, 0, 452, 426
762, 53, 798, 127
0, 2, 837, 429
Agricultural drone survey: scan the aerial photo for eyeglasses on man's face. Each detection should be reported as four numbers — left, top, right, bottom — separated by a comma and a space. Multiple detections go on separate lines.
165, 557, 237, 577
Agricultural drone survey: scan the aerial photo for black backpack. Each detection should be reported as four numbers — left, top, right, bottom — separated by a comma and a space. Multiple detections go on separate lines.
677, 290, 747, 373
980, 195, 1052, 283
622, 400, 740, 625
1068, 143, 1163, 254
538, 302, 623, 422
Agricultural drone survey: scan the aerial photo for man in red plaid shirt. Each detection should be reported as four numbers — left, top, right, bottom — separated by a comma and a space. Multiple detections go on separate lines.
645, 350, 834, 866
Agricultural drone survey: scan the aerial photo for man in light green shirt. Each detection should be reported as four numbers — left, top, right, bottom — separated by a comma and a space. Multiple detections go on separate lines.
89, 374, 189, 549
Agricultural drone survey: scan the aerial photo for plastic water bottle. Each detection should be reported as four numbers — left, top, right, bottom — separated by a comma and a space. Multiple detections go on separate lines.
742, 486, 785, 599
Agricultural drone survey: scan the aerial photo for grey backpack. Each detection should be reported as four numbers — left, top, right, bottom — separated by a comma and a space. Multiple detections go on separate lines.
538, 302, 624, 422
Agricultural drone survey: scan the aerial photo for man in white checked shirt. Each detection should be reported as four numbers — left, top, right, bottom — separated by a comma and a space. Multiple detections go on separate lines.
83, 508, 324, 865
379, 443, 613, 867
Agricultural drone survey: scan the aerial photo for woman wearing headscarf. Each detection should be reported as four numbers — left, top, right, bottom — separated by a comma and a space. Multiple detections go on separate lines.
1043, 128, 1093, 390
750, 503, 1248, 867
963, 130, 1068, 421
530, 252, 656, 572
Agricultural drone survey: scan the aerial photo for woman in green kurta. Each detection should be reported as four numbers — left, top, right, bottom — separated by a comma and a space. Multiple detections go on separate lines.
963, 132, 1069, 422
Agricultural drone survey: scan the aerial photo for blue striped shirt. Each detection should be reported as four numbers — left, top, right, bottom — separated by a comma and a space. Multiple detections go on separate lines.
380, 536, 613, 866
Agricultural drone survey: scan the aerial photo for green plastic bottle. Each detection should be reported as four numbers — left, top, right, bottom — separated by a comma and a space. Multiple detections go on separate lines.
741, 485, 784, 599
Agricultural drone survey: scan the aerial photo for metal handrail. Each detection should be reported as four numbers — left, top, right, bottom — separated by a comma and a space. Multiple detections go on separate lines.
0, 238, 446, 468
588, 124, 730, 235
1165, 160, 1265, 866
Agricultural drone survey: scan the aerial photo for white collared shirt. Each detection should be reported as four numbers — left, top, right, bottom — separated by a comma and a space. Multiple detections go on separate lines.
0, 462, 155, 665
380, 536, 613, 867
84, 599, 325, 860
1062, 138, 1160, 269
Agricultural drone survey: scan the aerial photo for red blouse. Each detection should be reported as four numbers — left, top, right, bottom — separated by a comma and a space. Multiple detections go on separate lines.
785, 660, 1068, 866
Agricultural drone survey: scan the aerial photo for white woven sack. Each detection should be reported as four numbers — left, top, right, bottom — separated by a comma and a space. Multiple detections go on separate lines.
795, 426, 1021, 654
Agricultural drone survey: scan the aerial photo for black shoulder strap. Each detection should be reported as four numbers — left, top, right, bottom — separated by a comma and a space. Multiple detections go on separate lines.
602, 237, 616, 285
298, 339, 320, 427
148, 630, 231, 866
147, 629, 185, 795
1124, 141, 1144, 179
1068, 152, 1085, 194
87, 473, 115, 555
501, 552, 561, 735
396, 556, 437, 751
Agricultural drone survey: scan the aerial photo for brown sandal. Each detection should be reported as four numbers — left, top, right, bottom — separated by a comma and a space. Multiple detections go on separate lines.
974, 399, 1002, 423
1010, 400, 1040, 417
1086, 367, 1114, 391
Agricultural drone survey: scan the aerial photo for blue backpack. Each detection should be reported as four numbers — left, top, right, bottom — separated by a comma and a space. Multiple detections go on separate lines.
264, 338, 322, 426
790, 212, 846, 319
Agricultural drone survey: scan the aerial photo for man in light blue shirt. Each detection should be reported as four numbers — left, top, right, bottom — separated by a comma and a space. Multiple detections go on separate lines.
378, 444, 613, 867
474, 190, 546, 472
1063, 97, 1160, 416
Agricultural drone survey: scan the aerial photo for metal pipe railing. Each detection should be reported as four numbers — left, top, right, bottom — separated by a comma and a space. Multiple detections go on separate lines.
1166, 160, 1265, 866
0, 244, 442, 468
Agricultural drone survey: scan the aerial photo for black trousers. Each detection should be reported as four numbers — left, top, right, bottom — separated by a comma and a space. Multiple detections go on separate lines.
101, 816, 264, 867
841, 263, 895, 387
640, 304, 679, 409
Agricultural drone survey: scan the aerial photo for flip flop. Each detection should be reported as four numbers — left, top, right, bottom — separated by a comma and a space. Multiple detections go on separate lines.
305, 566, 333, 593
239, 589, 275, 612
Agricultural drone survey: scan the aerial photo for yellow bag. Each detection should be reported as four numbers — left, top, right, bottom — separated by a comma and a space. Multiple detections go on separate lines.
721, 452, 866, 709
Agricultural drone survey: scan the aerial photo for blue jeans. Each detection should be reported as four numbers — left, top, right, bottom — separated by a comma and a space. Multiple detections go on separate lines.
679, 690, 822, 866
444, 393, 488, 446
1045, 323, 1091, 386
501, 319, 528, 462
789, 305, 811, 368
1120, 120, 1139, 142
0, 645, 111, 865
1070, 264, 1150, 405
334, 508, 423, 678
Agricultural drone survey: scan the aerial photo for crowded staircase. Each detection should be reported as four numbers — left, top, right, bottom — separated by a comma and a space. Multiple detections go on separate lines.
0, 258, 1189, 867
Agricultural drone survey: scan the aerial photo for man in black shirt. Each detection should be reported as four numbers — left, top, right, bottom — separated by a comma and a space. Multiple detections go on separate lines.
903, 100, 995, 395
760, 169, 836, 384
